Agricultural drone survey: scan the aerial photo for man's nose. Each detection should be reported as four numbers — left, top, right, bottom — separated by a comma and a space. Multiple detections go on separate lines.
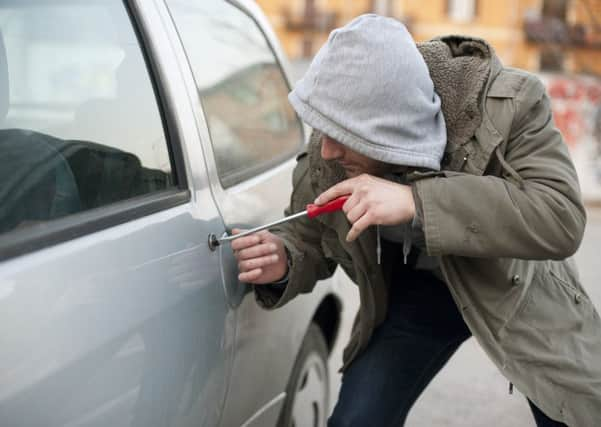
321, 136, 344, 160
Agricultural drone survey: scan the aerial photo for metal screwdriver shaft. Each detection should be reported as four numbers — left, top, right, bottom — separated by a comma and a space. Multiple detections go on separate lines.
211, 195, 349, 247
217, 210, 309, 243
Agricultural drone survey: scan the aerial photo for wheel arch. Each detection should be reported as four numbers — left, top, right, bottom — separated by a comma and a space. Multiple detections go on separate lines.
311, 293, 342, 354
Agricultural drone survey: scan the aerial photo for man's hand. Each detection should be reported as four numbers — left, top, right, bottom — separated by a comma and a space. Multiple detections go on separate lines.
231, 229, 288, 284
314, 174, 415, 242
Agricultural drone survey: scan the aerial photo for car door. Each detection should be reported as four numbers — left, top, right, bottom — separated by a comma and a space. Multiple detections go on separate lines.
160, 1, 308, 425
0, 1, 233, 426
161, 0, 304, 296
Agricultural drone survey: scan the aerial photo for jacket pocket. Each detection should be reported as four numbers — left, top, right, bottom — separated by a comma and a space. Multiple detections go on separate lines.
498, 260, 601, 424
546, 259, 590, 305
500, 261, 595, 360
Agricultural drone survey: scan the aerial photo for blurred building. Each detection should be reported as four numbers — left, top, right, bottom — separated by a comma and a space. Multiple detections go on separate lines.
256, 0, 601, 76
257, 0, 601, 202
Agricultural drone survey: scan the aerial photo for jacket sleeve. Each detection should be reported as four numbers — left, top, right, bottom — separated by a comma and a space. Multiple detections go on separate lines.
413, 75, 586, 260
254, 154, 337, 309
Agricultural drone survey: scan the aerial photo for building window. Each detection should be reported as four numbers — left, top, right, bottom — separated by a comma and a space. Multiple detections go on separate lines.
540, 47, 565, 72
371, 0, 395, 16
542, 0, 567, 20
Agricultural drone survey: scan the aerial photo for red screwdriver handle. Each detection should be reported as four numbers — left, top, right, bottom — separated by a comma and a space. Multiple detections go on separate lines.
306, 196, 350, 219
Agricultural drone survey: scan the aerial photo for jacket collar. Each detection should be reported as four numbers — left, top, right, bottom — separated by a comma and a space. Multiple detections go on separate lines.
417, 35, 502, 150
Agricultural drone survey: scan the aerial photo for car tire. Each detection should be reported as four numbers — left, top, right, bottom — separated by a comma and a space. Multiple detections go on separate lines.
277, 323, 330, 427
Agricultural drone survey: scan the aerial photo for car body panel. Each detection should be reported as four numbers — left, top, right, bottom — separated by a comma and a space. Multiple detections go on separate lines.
0, 202, 232, 427
0, 1, 351, 426
0, 0, 234, 425
158, 1, 345, 425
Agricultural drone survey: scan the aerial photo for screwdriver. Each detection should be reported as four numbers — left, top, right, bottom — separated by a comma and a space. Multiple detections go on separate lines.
209, 195, 349, 248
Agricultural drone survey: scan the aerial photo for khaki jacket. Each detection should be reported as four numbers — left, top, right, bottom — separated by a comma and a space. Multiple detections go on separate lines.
255, 36, 600, 426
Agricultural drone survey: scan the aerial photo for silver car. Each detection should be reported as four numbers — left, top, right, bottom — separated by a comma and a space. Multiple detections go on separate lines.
0, 1, 349, 426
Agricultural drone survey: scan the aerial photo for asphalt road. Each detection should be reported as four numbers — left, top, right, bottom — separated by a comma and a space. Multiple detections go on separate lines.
326, 208, 601, 426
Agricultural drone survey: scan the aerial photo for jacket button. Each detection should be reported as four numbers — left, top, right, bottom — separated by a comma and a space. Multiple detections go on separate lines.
511, 275, 522, 286
467, 222, 479, 233
574, 294, 582, 304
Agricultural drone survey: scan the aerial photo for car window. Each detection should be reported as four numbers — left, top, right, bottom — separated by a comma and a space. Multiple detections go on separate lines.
0, 0, 175, 236
164, 0, 303, 188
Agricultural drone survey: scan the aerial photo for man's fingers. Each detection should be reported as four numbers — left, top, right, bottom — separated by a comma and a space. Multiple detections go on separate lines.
255, 229, 270, 239
239, 268, 262, 282
314, 178, 357, 205
230, 228, 274, 250
231, 232, 261, 251
345, 201, 367, 224
341, 191, 360, 214
346, 213, 373, 242
237, 242, 278, 260
238, 253, 279, 272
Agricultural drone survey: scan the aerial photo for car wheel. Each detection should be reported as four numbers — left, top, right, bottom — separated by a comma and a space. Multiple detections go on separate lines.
278, 323, 329, 427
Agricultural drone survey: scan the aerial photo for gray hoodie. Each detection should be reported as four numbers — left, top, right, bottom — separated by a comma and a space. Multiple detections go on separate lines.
288, 14, 446, 170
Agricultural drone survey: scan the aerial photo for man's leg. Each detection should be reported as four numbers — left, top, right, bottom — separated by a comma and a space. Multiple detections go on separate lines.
527, 399, 568, 427
328, 269, 472, 427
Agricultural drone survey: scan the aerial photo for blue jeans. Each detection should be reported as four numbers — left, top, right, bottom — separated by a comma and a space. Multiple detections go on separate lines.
328, 266, 567, 427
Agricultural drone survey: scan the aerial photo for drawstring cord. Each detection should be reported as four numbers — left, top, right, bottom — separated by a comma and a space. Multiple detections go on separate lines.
376, 224, 381, 265
402, 222, 411, 265
374, 151, 520, 269
376, 223, 411, 265
375, 172, 415, 266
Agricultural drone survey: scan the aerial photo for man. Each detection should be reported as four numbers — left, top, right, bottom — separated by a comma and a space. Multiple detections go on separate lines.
232, 14, 601, 426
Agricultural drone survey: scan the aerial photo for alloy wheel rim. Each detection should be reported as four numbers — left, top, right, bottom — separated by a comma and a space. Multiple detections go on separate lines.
291, 352, 328, 427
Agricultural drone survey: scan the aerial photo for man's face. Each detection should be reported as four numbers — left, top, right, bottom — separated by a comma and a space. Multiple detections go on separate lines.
320, 134, 393, 177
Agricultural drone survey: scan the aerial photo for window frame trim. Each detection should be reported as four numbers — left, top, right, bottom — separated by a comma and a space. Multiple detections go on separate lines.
127, 0, 188, 191
164, 0, 305, 190
224, 0, 306, 187
0, 0, 191, 261
0, 189, 190, 261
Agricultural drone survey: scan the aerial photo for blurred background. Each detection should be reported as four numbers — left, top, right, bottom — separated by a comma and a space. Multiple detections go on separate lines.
257, 0, 601, 205
254, 1, 601, 425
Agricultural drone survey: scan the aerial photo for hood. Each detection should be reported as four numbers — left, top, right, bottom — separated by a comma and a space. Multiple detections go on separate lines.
289, 14, 446, 170
306, 32, 500, 193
